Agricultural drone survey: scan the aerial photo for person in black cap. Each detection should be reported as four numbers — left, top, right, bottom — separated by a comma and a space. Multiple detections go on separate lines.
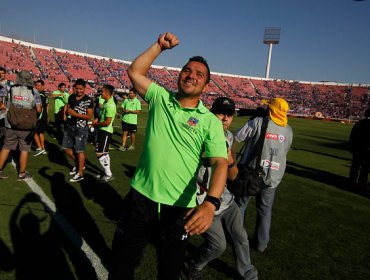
186, 97, 258, 280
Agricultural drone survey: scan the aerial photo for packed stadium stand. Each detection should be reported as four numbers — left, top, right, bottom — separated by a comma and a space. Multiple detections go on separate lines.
1, 35, 369, 120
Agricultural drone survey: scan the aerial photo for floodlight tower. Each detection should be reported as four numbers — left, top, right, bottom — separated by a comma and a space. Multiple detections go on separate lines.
263, 27, 281, 79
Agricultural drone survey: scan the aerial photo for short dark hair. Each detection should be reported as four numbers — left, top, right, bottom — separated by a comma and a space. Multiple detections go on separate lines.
75, 79, 86, 87
58, 82, 66, 89
102, 84, 114, 95
129, 87, 137, 94
0, 67, 6, 73
35, 79, 45, 86
183, 56, 211, 84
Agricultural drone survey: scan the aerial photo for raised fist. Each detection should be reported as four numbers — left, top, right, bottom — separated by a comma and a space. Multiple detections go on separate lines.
158, 32, 179, 51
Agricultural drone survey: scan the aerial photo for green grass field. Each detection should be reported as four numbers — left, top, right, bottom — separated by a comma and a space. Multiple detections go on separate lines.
0, 105, 369, 280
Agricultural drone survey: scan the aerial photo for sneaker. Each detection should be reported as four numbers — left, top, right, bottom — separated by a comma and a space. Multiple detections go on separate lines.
127, 145, 135, 151
0, 170, 9, 179
256, 245, 267, 253
118, 146, 127, 151
96, 172, 107, 179
34, 149, 45, 157
69, 166, 77, 175
69, 166, 85, 175
99, 175, 114, 183
184, 262, 203, 280
42, 149, 48, 155
70, 173, 84, 182
17, 172, 33, 181
250, 239, 267, 253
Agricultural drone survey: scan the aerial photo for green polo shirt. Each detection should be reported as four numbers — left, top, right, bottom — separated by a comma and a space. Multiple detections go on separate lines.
121, 97, 141, 124
52, 90, 70, 113
99, 96, 117, 134
98, 95, 105, 106
131, 83, 227, 207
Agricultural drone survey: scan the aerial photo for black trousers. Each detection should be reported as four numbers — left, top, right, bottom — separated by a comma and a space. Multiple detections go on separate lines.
110, 188, 189, 280
349, 150, 370, 187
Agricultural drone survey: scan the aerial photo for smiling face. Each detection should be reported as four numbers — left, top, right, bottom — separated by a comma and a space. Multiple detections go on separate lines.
58, 85, 66, 93
101, 87, 111, 101
75, 84, 85, 97
35, 82, 45, 92
177, 61, 209, 97
129, 90, 136, 99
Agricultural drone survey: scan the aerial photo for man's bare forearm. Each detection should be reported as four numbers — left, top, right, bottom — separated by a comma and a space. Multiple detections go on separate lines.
128, 32, 179, 98
207, 157, 228, 198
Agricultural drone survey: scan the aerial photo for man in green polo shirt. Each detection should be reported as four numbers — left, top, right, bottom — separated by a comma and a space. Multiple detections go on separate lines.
92, 84, 116, 183
119, 88, 141, 151
110, 32, 228, 280
49, 82, 70, 142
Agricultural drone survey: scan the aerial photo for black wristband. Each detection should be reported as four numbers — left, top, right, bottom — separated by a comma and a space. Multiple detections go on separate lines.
204, 195, 221, 211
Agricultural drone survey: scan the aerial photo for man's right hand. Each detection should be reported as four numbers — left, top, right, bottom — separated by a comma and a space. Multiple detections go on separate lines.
158, 32, 179, 51
128, 32, 179, 99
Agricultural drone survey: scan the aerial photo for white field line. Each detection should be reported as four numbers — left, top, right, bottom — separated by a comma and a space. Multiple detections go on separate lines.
12, 162, 108, 280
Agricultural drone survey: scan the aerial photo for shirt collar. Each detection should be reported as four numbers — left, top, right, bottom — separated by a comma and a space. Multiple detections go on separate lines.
171, 92, 208, 114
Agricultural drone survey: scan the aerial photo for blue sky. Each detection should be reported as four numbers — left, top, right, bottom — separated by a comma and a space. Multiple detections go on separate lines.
1, 0, 369, 84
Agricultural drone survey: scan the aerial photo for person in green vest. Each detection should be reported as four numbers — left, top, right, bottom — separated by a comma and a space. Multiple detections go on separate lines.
92, 84, 116, 183
119, 88, 141, 151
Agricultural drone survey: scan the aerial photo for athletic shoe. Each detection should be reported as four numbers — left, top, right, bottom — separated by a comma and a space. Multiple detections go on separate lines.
99, 175, 114, 183
0, 170, 9, 179
96, 173, 106, 179
17, 172, 33, 181
118, 146, 127, 151
250, 239, 267, 253
127, 145, 135, 151
184, 261, 203, 280
34, 149, 45, 157
69, 166, 85, 175
256, 245, 267, 253
69, 166, 77, 175
70, 173, 84, 182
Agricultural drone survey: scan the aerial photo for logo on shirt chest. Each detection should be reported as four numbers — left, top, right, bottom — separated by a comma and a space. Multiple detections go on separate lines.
187, 117, 199, 127
180, 116, 200, 134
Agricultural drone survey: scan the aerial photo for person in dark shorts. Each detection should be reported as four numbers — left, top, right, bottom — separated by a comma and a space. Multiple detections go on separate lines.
119, 88, 141, 151
0, 67, 14, 150
62, 79, 93, 182
33, 80, 49, 156
49, 82, 69, 142
92, 84, 116, 183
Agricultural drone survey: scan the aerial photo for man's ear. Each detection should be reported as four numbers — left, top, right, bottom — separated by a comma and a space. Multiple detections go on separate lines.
202, 83, 209, 94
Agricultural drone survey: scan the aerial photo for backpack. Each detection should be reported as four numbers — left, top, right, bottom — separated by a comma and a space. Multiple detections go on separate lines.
7, 85, 37, 131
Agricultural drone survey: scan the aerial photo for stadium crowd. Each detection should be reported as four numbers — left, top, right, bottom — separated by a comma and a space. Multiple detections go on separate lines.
0, 32, 369, 280
1, 36, 369, 120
